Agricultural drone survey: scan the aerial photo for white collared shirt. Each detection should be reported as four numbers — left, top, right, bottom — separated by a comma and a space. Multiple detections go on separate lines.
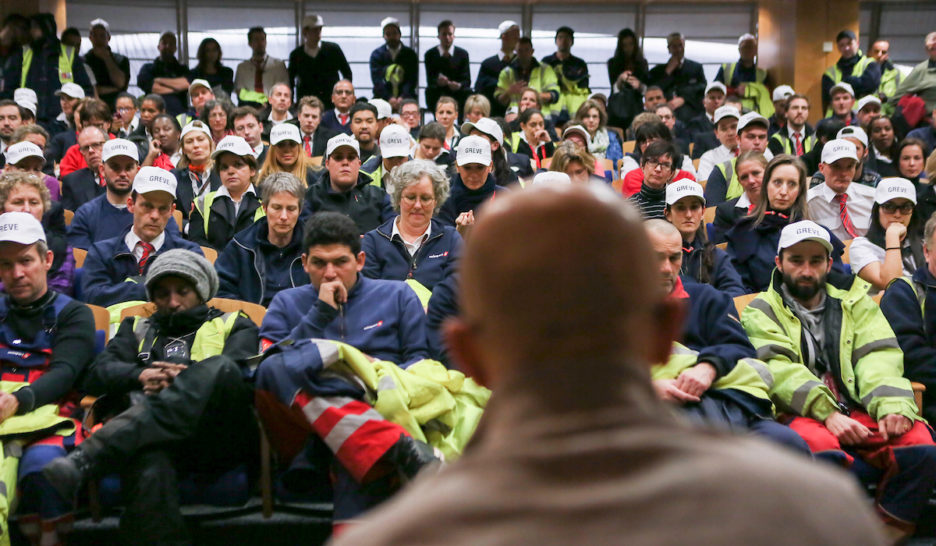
269, 111, 293, 125
335, 108, 350, 124
697, 145, 735, 181
252, 142, 264, 159
806, 182, 875, 241
438, 45, 451, 57
168, 150, 183, 167
188, 167, 213, 198
125, 229, 166, 263
736, 192, 752, 210
216, 184, 256, 216
873, 144, 893, 164
387, 44, 401, 61
392, 217, 431, 257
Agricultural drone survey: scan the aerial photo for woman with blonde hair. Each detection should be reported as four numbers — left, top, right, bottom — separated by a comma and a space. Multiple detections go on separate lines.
173, 120, 220, 220
549, 141, 604, 185
574, 99, 623, 167
258, 124, 320, 187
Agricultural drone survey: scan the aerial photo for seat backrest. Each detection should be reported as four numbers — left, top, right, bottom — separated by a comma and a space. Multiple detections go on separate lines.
201, 246, 218, 264
73, 247, 87, 268
622, 140, 636, 154
703, 206, 717, 224
841, 239, 854, 264
733, 293, 759, 316
611, 179, 625, 194
64, 209, 74, 226
120, 302, 157, 321
86, 303, 111, 343
173, 210, 183, 232
207, 298, 267, 326
309, 156, 323, 167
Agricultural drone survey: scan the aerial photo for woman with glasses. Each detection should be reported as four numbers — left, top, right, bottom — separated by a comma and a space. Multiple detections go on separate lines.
848, 177, 924, 291
361, 160, 461, 292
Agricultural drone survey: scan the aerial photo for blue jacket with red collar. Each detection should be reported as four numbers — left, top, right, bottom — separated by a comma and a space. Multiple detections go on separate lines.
260, 275, 429, 367
679, 277, 757, 378
361, 217, 462, 292
80, 227, 203, 306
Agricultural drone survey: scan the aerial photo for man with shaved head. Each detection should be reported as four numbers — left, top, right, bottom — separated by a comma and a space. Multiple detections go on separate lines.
334, 185, 884, 545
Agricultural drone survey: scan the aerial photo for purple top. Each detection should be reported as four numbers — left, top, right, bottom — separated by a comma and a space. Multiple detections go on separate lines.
43, 174, 61, 202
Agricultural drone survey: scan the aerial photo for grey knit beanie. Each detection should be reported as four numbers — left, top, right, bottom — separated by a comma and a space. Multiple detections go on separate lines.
144, 249, 219, 303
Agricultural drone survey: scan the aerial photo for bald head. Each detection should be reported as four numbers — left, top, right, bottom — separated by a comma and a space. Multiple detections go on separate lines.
449, 184, 681, 389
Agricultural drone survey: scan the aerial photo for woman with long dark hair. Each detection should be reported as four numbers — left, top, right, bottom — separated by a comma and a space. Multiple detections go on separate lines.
849, 177, 924, 292
607, 28, 649, 93
190, 37, 234, 95
514, 108, 554, 170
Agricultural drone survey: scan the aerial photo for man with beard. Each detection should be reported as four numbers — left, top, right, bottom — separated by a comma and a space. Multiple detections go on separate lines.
0, 100, 23, 168
350, 102, 379, 164
61, 126, 107, 211
741, 220, 936, 542
370, 17, 418, 111
768, 94, 815, 158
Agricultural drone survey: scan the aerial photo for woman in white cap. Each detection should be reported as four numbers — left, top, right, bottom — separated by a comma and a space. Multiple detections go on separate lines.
2, 140, 61, 201
361, 160, 461, 293
725, 155, 846, 293
435, 97, 461, 151
259, 123, 319, 187
189, 135, 263, 251
849, 177, 924, 291
663, 180, 745, 297
0, 172, 75, 295
172, 120, 221, 220
461, 117, 519, 186
574, 98, 623, 169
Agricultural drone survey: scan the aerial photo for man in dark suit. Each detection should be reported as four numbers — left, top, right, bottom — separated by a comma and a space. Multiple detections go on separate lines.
288, 15, 352, 110
370, 17, 419, 112
648, 32, 706, 124
475, 21, 519, 118
424, 20, 471, 117
61, 126, 107, 211
296, 95, 338, 158
320, 80, 355, 135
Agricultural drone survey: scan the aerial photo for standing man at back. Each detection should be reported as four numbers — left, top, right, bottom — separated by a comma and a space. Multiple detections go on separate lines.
868, 39, 902, 105
648, 32, 706, 124
424, 20, 471, 117
234, 27, 288, 110
136, 32, 190, 117
370, 18, 419, 112
542, 27, 590, 126
821, 30, 880, 117
333, 184, 887, 546
288, 15, 351, 110
475, 21, 519, 118
715, 34, 772, 116
84, 19, 130, 112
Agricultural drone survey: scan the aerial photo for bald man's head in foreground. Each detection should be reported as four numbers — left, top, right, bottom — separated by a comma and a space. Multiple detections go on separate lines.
445, 184, 685, 390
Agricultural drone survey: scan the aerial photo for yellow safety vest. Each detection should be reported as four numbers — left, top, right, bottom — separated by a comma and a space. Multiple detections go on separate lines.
21, 44, 76, 89
721, 62, 767, 87
133, 311, 241, 363
715, 158, 744, 201
769, 131, 816, 156
238, 89, 268, 105
823, 53, 875, 116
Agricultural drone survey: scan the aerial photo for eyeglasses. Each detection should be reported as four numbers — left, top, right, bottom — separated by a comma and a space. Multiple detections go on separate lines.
880, 202, 914, 214
402, 194, 435, 205
333, 89, 354, 96
80, 142, 105, 152
646, 159, 673, 171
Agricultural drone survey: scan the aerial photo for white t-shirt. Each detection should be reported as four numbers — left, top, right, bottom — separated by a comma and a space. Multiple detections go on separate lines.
849, 237, 918, 279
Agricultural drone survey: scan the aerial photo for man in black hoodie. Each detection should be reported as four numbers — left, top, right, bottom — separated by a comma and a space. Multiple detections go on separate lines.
1, 13, 93, 125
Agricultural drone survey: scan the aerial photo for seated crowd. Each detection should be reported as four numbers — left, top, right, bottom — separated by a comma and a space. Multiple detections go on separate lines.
0, 7, 935, 543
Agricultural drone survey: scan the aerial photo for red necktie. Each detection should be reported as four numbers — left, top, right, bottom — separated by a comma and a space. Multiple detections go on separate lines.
835, 194, 858, 238
732, 147, 739, 157
97, 165, 106, 187
303, 135, 312, 156
339, 113, 348, 125
138, 241, 155, 274
794, 132, 804, 156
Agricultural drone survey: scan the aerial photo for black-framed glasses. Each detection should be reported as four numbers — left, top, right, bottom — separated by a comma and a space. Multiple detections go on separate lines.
646, 159, 673, 171
880, 201, 914, 214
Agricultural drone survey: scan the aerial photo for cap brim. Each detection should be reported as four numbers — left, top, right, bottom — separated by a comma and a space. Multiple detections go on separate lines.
381, 147, 409, 158
327, 144, 359, 157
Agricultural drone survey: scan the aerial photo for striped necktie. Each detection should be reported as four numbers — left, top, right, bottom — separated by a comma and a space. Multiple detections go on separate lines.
835, 194, 858, 238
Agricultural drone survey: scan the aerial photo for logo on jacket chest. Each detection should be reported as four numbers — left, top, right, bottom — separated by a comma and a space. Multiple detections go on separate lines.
427, 251, 449, 259
363, 320, 384, 331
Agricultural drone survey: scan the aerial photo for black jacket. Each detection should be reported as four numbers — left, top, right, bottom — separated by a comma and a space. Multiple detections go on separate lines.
424, 46, 471, 112
61, 167, 104, 211
188, 190, 263, 251
302, 172, 394, 234
172, 167, 222, 221
288, 42, 351, 109
647, 58, 706, 123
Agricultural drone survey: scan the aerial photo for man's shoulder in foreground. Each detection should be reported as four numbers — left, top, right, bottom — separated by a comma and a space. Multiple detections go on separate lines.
332, 424, 886, 546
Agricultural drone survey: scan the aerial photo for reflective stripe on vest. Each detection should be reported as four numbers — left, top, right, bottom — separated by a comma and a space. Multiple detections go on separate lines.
824, 53, 875, 116
133, 311, 240, 363
716, 158, 744, 200
238, 89, 269, 104
21, 44, 76, 89
878, 66, 902, 100
195, 191, 266, 236
769, 132, 816, 155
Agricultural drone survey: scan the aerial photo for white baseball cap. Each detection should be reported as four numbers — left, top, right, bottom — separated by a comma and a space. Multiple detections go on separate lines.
54, 82, 85, 99
875, 177, 917, 205
180, 120, 211, 141
188, 79, 212, 96
368, 98, 392, 120
13, 88, 37, 107
381, 17, 401, 30
705, 81, 727, 96
269, 123, 301, 146
15, 99, 36, 117
561, 124, 590, 143
379, 124, 411, 158
836, 126, 868, 149
456, 135, 492, 167
132, 166, 177, 198
532, 171, 571, 185
498, 20, 519, 35
325, 133, 361, 158
829, 82, 855, 98
0, 212, 46, 246
211, 135, 254, 160
102, 138, 139, 163
3, 142, 43, 166
714, 105, 741, 124
665, 180, 705, 206
302, 14, 324, 28
737, 111, 769, 133
462, 118, 504, 146
778, 220, 833, 254
821, 139, 858, 165
855, 95, 882, 112
771, 85, 795, 102
89, 18, 110, 32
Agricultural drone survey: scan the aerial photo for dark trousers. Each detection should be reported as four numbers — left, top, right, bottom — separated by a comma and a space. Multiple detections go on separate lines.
84, 356, 258, 544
